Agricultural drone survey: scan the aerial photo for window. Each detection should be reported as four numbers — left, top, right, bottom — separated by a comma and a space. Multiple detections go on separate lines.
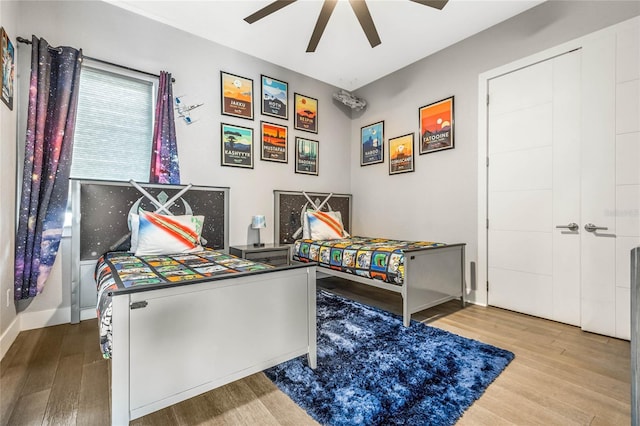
70, 62, 156, 181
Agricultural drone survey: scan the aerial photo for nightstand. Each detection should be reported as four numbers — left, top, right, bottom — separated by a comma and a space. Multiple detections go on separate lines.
229, 244, 291, 266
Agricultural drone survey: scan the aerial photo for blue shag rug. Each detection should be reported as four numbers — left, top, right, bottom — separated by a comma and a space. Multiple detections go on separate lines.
265, 290, 514, 426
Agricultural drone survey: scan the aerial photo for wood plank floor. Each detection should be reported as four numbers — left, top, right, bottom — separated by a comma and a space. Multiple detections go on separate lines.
0, 277, 631, 425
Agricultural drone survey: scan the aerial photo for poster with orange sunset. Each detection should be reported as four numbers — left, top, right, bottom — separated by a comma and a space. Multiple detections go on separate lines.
221, 71, 253, 120
389, 133, 414, 175
261, 121, 288, 163
294, 93, 318, 133
419, 96, 454, 154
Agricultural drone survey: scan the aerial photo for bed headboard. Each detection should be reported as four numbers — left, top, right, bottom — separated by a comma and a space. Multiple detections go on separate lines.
63, 179, 229, 323
273, 190, 352, 245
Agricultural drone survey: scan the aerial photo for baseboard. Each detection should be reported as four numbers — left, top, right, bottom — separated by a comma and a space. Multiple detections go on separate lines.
19, 307, 70, 331
80, 308, 97, 321
0, 316, 20, 361
1, 306, 95, 360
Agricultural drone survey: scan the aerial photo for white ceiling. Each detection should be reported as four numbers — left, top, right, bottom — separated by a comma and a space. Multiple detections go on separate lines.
106, 0, 545, 91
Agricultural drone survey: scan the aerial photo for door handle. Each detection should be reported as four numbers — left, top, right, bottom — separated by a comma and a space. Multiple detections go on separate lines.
556, 222, 579, 231
584, 223, 608, 232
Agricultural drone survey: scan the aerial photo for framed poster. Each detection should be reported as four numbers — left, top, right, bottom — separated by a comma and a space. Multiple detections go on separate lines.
221, 71, 253, 120
360, 121, 384, 166
221, 123, 253, 168
1, 27, 14, 110
294, 93, 318, 133
261, 75, 288, 120
388, 133, 415, 175
419, 96, 454, 154
295, 137, 318, 175
261, 121, 288, 163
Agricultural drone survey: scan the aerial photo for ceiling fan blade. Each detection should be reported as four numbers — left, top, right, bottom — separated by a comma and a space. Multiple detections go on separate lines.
348, 0, 381, 48
408, 0, 449, 10
244, 0, 297, 24
306, 0, 338, 52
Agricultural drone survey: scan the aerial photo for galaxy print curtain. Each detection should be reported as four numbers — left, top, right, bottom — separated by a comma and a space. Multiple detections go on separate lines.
14, 37, 82, 299
149, 71, 180, 184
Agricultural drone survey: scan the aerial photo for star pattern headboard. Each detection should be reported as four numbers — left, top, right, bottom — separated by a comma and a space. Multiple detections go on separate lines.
273, 190, 352, 245
63, 179, 229, 323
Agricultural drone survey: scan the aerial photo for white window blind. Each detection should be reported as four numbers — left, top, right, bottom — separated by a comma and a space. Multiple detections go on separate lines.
70, 64, 155, 181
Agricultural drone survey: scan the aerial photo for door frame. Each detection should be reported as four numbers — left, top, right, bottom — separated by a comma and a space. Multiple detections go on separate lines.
476, 23, 623, 307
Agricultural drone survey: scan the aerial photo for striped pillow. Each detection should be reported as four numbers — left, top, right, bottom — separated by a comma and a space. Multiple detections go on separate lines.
305, 210, 349, 240
134, 210, 204, 256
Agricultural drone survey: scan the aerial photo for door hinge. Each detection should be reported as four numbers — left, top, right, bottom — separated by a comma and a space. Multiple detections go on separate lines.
486, 157, 489, 167
130, 301, 148, 310
487, 281, 489, 292
486, 218, 489, 229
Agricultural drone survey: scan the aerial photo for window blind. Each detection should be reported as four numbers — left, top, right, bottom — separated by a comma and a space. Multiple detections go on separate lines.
70, 65, 154, 181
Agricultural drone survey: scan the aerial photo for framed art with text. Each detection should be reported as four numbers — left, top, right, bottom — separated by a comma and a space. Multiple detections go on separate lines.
221, 123, 253, 168
294, 93, 318, 133
388, 133, 414, 175
1, 27, 14, 110
295, 137, 318, 175
419, 96, 454, 154
261, 75, 288, 120
360, 121, 384, 166
261, 121, 288, 163
221, 71, 254, 120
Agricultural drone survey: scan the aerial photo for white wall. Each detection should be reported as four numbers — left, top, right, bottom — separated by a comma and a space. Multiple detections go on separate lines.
0, 0, 20, 360
6, 0, 351, 334
615, 22, 640, 337
350, 0, 640, 303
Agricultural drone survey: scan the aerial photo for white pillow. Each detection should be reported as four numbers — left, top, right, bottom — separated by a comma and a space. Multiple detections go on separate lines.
129, 213, 140, 252
302, 211, 311, 239
305, 210, 349, 240
134, 210, 205, 256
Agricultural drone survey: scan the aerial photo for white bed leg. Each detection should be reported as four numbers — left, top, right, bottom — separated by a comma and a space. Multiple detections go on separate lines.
307, 267, 317, 369
402, 262, 411, 327
111, 295, 130, 426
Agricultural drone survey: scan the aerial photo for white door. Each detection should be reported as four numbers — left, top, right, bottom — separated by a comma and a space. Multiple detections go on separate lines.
487, 51, 582, 326
484, 21, 639, 340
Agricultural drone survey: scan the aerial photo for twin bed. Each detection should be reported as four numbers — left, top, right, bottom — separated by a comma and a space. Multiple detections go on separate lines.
64, 180, 465, 424
274, 190, 466, 327
63, 180, 317, 424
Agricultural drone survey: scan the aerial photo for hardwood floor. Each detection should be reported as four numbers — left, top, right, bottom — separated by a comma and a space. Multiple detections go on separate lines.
1, 277, 631, 425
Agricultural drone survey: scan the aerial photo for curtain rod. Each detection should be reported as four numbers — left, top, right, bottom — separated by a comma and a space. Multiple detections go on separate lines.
16, 36, 175, 83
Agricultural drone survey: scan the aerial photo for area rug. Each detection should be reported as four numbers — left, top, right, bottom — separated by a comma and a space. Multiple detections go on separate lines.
265, 290, 514, 426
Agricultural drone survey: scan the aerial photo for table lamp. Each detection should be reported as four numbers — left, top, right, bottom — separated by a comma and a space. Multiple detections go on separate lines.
251, 215, 266, 247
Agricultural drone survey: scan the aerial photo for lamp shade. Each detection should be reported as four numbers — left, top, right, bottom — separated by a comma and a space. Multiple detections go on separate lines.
251, 215, 267, 229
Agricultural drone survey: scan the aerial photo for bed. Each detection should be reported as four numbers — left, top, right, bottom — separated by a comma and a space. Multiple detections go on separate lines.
63, 180, 316, 424
274, 190, 465, 326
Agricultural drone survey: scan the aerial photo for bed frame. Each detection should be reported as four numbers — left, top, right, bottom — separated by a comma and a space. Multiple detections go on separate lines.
63, 179, 231, 323
63, 180, 317, 424
274, 190, 465, 327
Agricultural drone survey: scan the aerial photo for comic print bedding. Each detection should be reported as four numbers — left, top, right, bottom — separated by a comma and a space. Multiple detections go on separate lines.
96, 249, 273, 359
293, 237, 445, 285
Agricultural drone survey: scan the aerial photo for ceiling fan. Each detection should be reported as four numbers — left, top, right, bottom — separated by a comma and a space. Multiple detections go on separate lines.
244, 0, 449, 53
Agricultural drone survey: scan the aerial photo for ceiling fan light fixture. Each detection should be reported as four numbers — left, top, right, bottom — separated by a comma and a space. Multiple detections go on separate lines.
244, 0, 449, 52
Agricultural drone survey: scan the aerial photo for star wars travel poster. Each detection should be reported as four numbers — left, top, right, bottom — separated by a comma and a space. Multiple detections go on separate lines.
295, 137, 318, 175
221, 123, 253, 169
419, 96, 454, 154
388, 133, 414, 175
261, 121, 288, 163
221, 71, 253, 120
361, 121, 384, 166
294, 93, 318, 133
261, 75, 288, 120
